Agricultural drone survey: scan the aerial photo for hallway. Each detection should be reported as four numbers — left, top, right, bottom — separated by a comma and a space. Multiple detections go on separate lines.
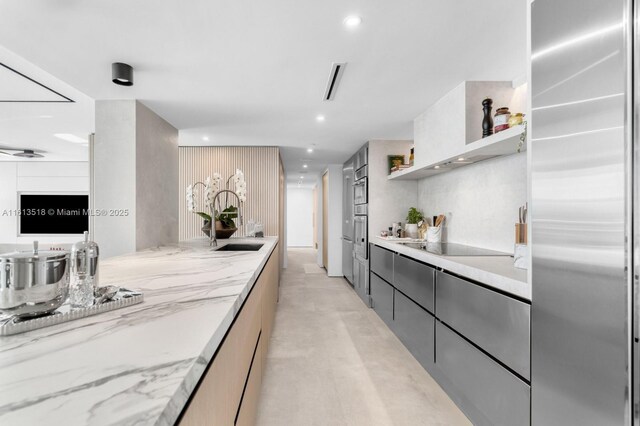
256, 248, 470, 426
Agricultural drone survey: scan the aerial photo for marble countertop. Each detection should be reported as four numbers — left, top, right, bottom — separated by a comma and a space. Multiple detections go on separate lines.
0, 237, 278, 426
373, 238, 530, 300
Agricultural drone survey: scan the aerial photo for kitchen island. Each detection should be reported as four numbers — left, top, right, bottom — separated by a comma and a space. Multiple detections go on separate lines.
0, 237, 279, 426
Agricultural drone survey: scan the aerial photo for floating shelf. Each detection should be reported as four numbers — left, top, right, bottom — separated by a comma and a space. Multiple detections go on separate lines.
388, 124, 526, 180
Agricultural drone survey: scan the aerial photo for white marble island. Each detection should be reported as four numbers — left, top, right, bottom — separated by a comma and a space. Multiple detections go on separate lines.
0, 237, 279, 426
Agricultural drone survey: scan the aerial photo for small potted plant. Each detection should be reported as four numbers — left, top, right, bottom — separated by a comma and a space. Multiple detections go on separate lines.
405, 207, 424, 239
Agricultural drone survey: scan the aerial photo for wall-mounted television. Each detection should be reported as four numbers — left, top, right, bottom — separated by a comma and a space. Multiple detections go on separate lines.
19, 193, 89, 235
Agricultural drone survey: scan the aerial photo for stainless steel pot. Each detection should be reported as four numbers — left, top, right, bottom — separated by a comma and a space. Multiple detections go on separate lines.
0, 241, 70, 318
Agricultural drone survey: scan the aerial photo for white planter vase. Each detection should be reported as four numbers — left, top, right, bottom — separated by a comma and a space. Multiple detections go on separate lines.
405, 223, 419, 239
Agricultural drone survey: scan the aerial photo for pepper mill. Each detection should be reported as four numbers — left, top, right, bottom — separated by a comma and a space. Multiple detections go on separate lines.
70, 231, 100, 308
482, 97, 494, 138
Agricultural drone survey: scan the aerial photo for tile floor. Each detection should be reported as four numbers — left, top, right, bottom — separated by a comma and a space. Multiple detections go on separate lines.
256, 248, 470, 426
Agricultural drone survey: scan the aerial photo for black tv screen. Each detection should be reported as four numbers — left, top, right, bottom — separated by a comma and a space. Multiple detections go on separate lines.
19, 194, 89, 235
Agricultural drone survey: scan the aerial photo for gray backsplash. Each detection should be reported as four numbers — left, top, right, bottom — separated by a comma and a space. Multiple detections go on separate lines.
417, 152, 526, 253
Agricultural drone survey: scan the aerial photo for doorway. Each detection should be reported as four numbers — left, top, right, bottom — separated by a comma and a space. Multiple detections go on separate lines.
286, 186, 314, 247
322, 172, 328, 269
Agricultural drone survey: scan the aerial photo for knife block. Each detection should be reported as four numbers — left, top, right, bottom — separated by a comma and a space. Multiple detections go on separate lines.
515, 223, 527, 244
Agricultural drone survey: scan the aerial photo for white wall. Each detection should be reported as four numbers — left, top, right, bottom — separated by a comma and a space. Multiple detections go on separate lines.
286, 186, 313, 247
417, 152, 526, 253
94, 100, 178, 258
0, 161, 89, 251
135, 102, 179, 251
94, 100, 137, 258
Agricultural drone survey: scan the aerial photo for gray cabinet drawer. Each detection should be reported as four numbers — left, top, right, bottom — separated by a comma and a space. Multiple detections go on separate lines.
370, 244, 393, 284
393, 290, 434, 371
436, 271, 530, 380
353, 258, 369, 306
436, 322, 530, 426
393, 254, 435, 313
370, 273, 393, 327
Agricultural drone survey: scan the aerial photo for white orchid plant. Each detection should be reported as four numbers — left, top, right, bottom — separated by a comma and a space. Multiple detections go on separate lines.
186, 169, 246, 229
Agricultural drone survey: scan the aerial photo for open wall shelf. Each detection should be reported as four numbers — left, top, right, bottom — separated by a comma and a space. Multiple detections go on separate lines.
388, 124, 526, 180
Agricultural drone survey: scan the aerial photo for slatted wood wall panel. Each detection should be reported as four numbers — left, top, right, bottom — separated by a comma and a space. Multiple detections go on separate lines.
179, 146, 281, 241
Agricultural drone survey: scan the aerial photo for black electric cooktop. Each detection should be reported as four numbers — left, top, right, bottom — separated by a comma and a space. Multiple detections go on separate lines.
401, 242, 511, 257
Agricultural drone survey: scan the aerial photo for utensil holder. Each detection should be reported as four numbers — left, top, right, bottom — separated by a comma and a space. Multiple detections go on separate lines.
515, 223, 527, 244
426, 226, 442, 243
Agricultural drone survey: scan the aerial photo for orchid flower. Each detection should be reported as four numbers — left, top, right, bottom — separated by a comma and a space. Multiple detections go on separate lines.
204, 176, 214, 206
186, 185, 197, 212
234, 169, 246, 202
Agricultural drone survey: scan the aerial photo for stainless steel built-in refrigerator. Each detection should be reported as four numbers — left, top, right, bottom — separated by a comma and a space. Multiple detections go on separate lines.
342, 158, 354, 284
531, 0, 633, 423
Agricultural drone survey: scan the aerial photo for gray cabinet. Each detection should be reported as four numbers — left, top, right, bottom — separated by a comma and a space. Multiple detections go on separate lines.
370, 244, 394, 284
354, 145, 368, 171
436, 271, 530, 380
435, 322, 530, 426
353, 257, 369, 306
370, 273, 393, 327
342, 239, 353, 284
342, 158, 354, 239
393, 254, 435, 314
367, 243, 531, 426
393, 290, 434, 371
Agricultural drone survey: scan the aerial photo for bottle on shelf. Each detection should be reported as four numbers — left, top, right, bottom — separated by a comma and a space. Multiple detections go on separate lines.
482, 97, 494, 138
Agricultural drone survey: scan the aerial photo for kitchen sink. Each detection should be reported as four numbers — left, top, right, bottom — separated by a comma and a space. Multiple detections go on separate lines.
215, 243, 264, 251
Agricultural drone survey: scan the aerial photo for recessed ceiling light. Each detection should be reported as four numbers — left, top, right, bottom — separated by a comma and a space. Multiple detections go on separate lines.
303, 164, 308, 168
316, 115, 325, 122
457, 157, 465, 161
300, 176, 304, 179
344, 15, 362, 28
202, 136, 210, 141
307, 148, 314, 153
434, 165, 440, 169
54, 133, 87, 144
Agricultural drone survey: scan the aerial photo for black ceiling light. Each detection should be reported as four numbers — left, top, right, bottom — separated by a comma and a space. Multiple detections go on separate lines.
112, 62, 133, 86
12, 149, 44, 158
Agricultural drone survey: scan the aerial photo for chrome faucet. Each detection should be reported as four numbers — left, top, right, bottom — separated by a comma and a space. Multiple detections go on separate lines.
210, 189, 243, 247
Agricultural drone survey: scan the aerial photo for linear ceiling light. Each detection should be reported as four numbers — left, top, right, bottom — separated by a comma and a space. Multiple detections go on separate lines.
323, 62, 347, 101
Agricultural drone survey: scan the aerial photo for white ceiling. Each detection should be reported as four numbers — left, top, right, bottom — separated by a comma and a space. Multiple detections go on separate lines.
0, 0, 526, 180
0, 45, 94, 162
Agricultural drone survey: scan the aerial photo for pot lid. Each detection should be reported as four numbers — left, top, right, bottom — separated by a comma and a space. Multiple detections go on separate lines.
0, 241, 68, 263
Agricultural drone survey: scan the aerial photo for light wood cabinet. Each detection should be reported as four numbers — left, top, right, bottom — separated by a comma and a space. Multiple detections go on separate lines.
179, 247, 279, 426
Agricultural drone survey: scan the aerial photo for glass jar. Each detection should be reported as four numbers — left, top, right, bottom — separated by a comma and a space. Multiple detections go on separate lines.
494, 107, 511, 133
508, 112, 525, 128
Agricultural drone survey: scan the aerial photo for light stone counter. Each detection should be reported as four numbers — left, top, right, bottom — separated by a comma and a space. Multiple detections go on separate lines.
373, 238, 530, 300
0, 237, 278, 426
